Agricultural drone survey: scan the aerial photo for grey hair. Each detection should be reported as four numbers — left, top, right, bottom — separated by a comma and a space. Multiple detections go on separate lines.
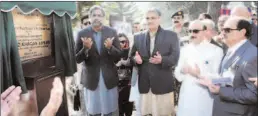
201, 19, 215, 30
88, 5, 105, 17
146, 7, 162, 16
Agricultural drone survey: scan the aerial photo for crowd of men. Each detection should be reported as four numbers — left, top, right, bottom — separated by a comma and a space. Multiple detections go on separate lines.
2, 4, 257, 116
73, 4, 258, 116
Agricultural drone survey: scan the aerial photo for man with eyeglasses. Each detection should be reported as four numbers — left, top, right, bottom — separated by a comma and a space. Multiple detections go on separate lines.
75, 5, 122, 116
231, 6, 257, 47
130, 8, 179, 116
198, 17, 257, 116
81, 14, 91, 29
174, 20, 223, 116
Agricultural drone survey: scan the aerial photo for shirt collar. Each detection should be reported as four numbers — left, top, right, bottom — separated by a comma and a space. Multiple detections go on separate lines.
227, 39, 247, 54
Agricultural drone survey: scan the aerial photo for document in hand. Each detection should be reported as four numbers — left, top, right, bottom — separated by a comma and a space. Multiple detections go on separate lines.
212, 77, 232, 86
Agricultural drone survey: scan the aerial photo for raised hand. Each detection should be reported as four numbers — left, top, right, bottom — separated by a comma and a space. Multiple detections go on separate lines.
81, 37, 93, 49
134, 51, 143, 64
104, 37, 115, 49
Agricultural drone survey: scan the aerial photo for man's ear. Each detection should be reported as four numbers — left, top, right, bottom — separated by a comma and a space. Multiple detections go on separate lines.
240, 28, 246, 36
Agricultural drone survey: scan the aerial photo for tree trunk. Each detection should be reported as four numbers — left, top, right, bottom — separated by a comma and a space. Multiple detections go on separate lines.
207, 1, 229, 24
187, 2, 208, 20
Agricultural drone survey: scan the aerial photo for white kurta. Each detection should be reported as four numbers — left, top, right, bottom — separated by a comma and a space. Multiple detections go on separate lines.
174, 41, 223, 116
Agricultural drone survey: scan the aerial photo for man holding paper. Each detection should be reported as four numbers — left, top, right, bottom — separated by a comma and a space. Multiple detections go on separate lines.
174, 20, 223, 116
199, 17, 257, 116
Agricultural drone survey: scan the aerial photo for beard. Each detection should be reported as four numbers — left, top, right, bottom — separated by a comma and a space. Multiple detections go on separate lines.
92, 19, 102, 27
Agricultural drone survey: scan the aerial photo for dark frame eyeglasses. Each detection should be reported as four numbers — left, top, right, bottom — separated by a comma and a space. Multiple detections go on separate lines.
222, 28, 241, 33
120, 40, 127, 44
187, 29, 204, 34
84, 22, 91, 26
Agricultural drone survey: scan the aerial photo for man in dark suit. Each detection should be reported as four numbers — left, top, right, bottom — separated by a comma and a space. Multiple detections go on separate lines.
199, 17, 257, 116
130, 8, 180, 116
201, 19, 222, 48
75, 5, 122, 116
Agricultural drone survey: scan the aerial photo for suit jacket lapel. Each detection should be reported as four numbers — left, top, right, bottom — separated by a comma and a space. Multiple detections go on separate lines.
100, 26, 106, 55
89, 27, 99, 55
222, 41, 250, 71
152, 27, 164, 55
144, 31, 150, 57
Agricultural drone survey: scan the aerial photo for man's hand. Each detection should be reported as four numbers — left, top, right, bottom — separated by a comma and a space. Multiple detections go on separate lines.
198, 76, 212, 87
134, 51, 142, 64
198, 77, 220, 94
182, 64, 200, 78
81, 37, 93, 49
1, 86, 22, 116
149, 51, 162, 64
104, 37, 114, 49
249, 77, 257, 87
208, 84, 220, 94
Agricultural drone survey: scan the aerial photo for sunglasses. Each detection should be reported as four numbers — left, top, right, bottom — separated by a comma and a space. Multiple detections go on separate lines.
120, 40, 127, 44
252, 18, 257, 21
222, 28, 240, 33
187, 29, 204, 34
84, 22, 91, 26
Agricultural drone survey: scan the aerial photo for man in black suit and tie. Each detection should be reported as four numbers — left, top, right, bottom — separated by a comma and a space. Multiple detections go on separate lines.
75, 5, 122, 116
130, 8, 180, 116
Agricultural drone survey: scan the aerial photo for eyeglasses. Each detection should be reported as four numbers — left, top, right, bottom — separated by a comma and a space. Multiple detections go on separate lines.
120, 40, 127, 44
187, 29, 204, 34
252, 18, 257, 21
146, 17, 158, 20
222, 28, 240, 33
84, 22, 91, 26
92, 14, 103, 17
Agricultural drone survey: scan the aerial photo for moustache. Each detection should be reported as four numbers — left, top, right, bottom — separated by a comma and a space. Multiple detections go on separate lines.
174, 21, 179, 23
191, 36, 196, 39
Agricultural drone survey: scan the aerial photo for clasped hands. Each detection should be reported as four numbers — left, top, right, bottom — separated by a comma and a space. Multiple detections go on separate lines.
134, 51, 162, 64
81, 37, 115, 49
181, 64, 220, 94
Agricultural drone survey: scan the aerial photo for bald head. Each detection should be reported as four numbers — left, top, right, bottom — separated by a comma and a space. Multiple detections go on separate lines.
188, 20, 205, 44
231, 6, 251, 20
189, 20, 205, 30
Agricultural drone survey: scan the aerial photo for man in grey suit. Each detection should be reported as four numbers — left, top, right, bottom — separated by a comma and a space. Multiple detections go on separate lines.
199, 17, 257, 116
75, 5, 122, 116
130, 8, 180, 116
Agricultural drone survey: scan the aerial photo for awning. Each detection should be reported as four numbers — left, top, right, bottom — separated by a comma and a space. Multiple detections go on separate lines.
0, 2, 77, 19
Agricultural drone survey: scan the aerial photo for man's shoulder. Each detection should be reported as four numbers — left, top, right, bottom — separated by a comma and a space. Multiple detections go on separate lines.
78, 26, 91, 34
134, 31, 146, 38
103, 25, 116, 31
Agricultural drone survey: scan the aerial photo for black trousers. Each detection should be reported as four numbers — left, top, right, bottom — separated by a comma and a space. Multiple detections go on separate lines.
118, 80, 133, 116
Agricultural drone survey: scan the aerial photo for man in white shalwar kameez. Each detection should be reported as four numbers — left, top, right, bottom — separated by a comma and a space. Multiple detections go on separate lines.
174, 20, 224, 116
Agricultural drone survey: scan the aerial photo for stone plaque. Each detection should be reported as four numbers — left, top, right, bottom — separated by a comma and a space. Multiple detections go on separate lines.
12, 8, 52, 61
